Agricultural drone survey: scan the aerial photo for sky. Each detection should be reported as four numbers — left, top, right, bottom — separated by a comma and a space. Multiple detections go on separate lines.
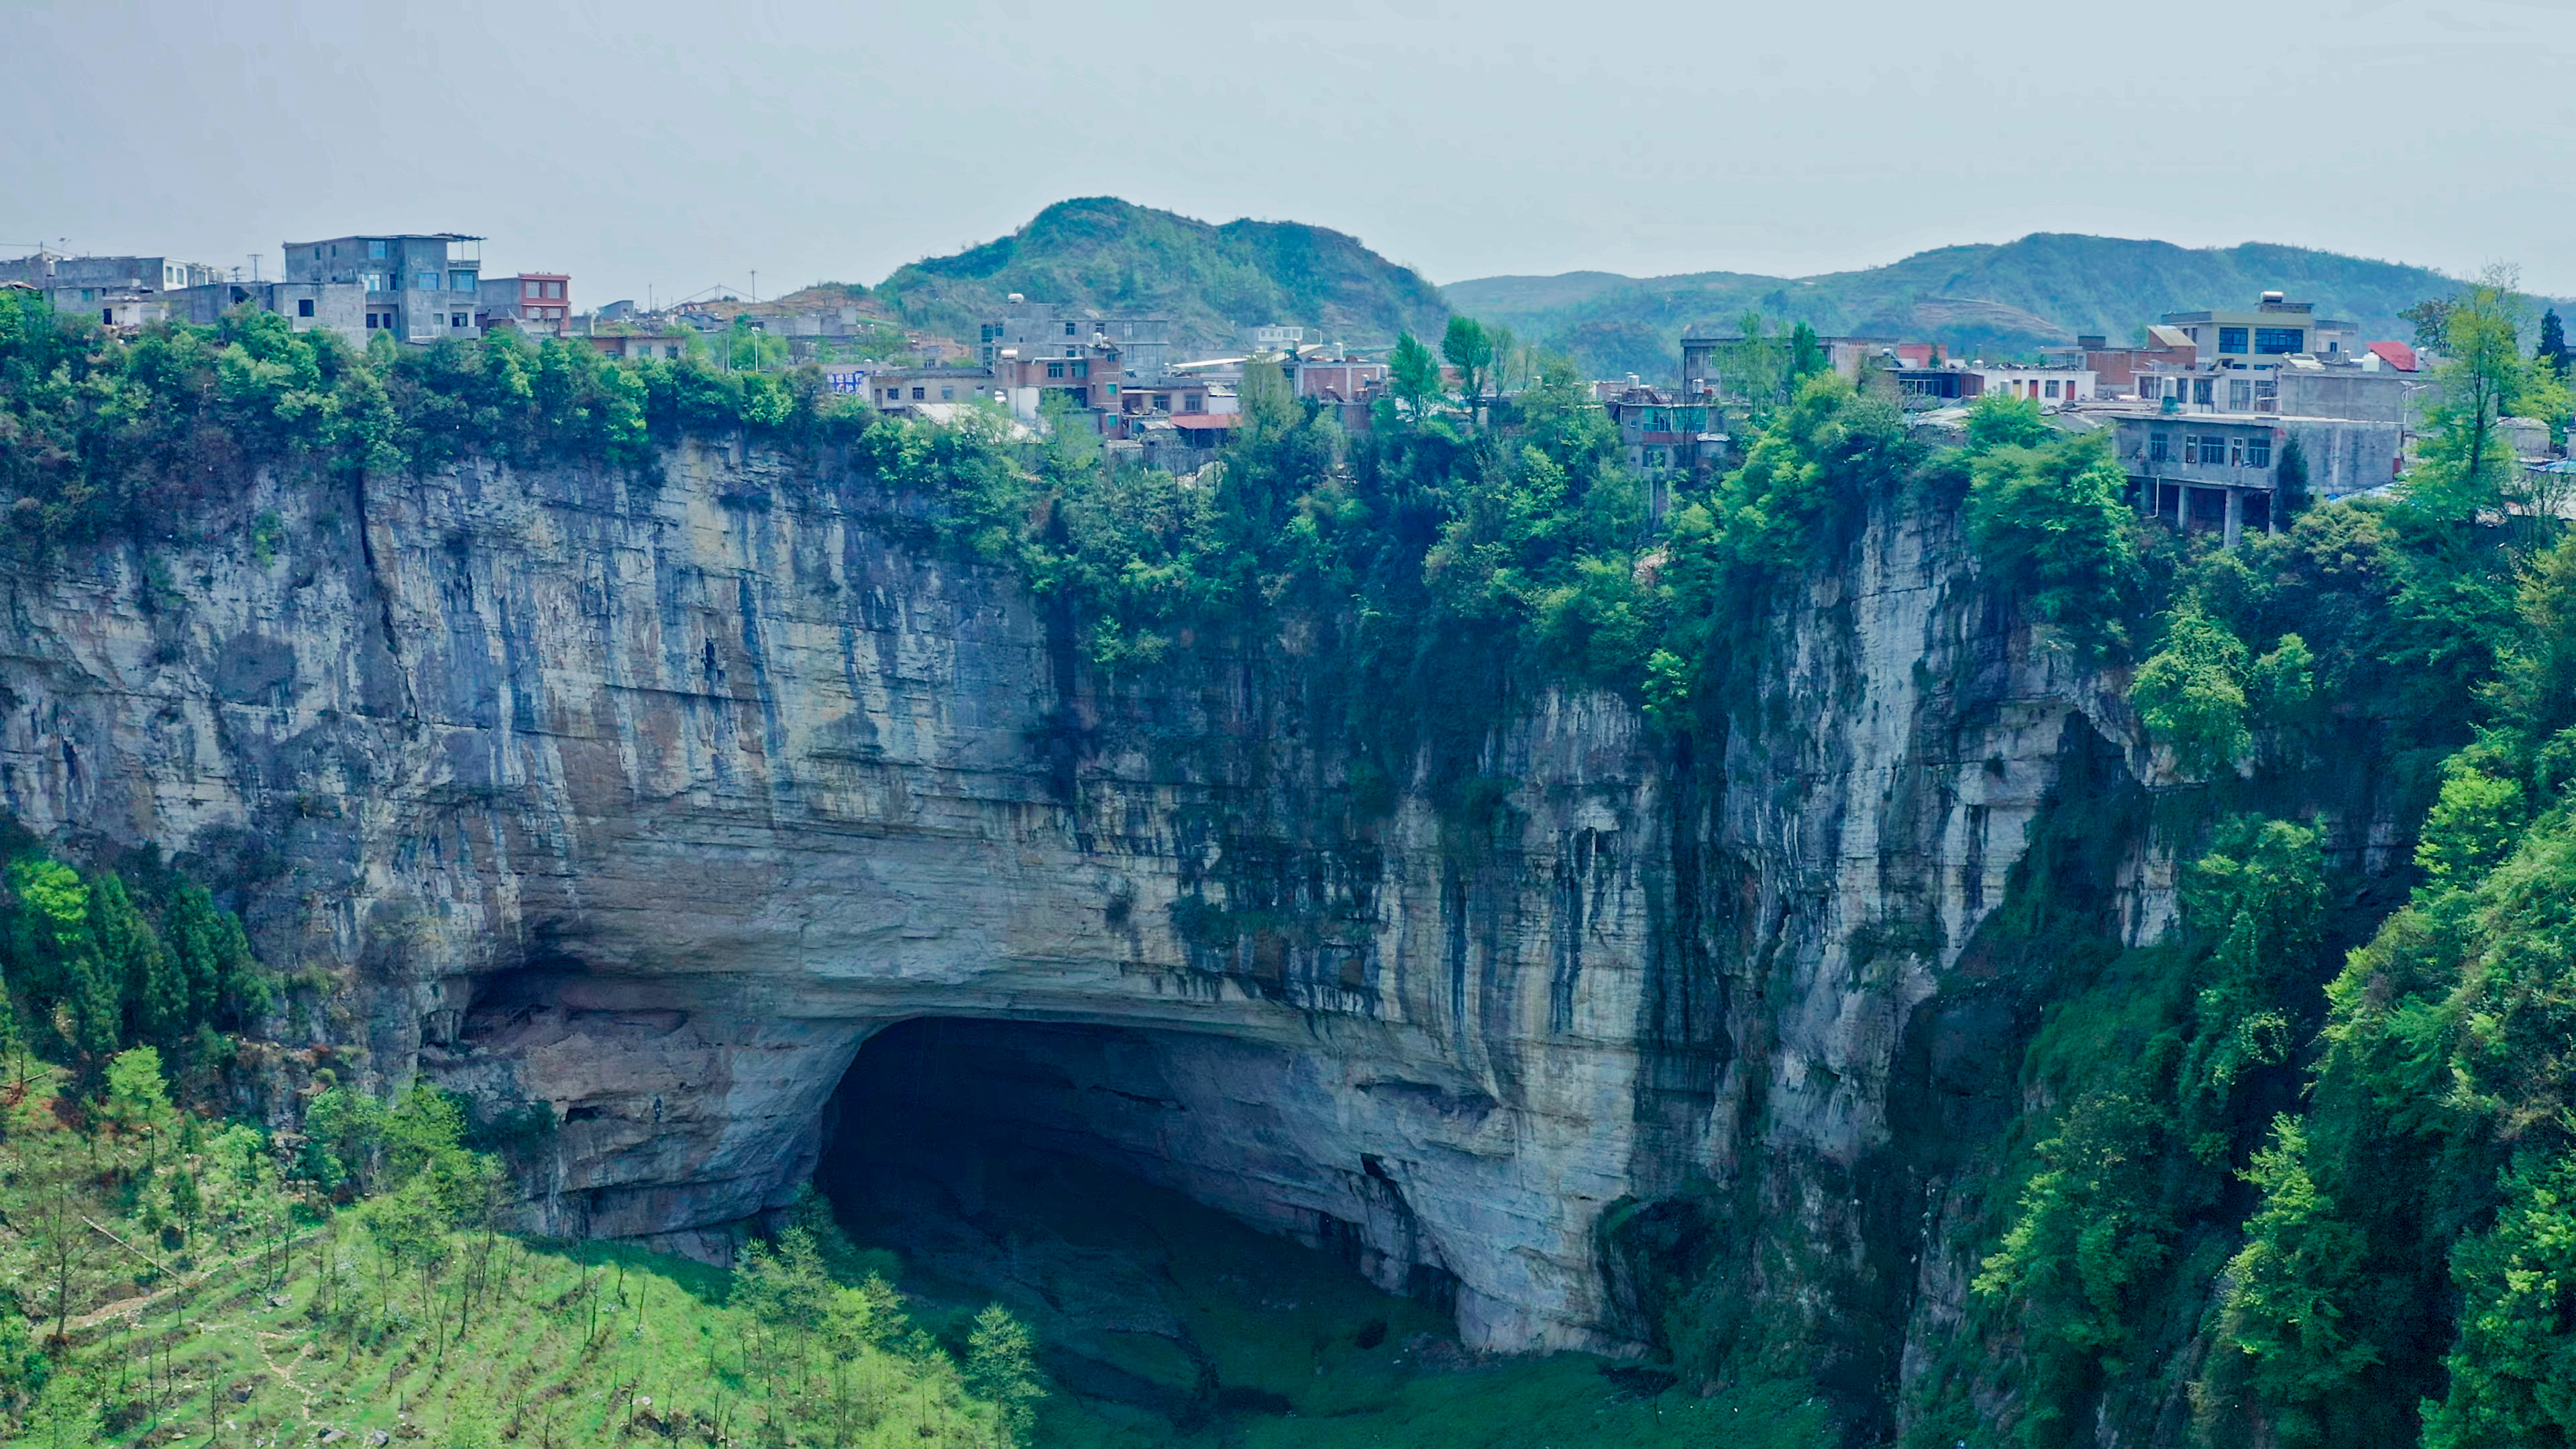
9, 0, 2576, 305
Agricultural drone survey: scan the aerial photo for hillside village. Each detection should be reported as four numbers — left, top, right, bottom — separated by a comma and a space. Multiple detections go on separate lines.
6, 207, 2569, 545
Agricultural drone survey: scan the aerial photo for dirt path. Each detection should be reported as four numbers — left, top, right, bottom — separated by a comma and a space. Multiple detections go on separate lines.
68, 1229, 323, 1334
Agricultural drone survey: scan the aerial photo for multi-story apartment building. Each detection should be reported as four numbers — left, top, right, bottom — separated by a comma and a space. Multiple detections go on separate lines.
478, 272, 572, 335
283, 233, 484, 342
979, 297, 1171, 383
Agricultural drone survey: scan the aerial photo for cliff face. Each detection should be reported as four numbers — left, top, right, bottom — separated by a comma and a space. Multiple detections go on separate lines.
0, 443, 2148, 1373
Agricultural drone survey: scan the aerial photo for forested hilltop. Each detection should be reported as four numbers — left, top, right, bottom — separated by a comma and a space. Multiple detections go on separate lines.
3, 263, 2576, 1449
1444, 233, 2554, 378
875, 197, 1448, 355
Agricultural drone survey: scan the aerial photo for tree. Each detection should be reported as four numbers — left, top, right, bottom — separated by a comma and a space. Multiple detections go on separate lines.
1787, 321, 1825, 384
2131, 608, 2252, 779
965, 1303, 1044, 1442
2538, 307, 2569, 380
1964, 432, 2140, 659
1388, 332, 1440, 420
1440, 315, 1493, 405
89, 873, 183, 1049
2422, 1150, 2576, 1449
103, 1046, 174, 1172
2406, 266, 2531, 519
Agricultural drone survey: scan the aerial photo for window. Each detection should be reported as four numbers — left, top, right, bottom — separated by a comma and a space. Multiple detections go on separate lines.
298, 298, 315, 317
368, 239, 388, 258
1064, 322, 1076, 336
451, 313, 468, 327
665, 345, 680, 360
1152, 394, 1169, 410
417, 272, 437, 291
1072, 361, 1089, 378
101, 309, 114, 325
2229, 379, 2253, 411
2254, 327, 2303, 355
449, 272, 475, 292
2194, 378, 2214, 406
525, 279, 540, 298
1046, 362, 1065, 378
1185, 394, 1203, 411
940, 387, 954, 400
363, 272, 384, 292
911, 387, 926, 400
2254, 378, 2278, 413
365, 313, 378, 329
2045, 380, 2061, 398
545, 281, 563, 299
2149, 432, 2171, 462
2202, 435, 2231, 464
1064, 347, 1078, 358
2245, 436, 2273, 468
2229, 436, 2245, 466
2218, 326, 2249, 353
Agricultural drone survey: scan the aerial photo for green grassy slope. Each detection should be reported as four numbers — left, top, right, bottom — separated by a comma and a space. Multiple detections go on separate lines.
1444, 233, 2504, 378
874, 197, 1449, 356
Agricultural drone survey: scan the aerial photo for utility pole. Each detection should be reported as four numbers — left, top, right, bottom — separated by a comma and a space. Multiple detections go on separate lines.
750, 270, 757, 304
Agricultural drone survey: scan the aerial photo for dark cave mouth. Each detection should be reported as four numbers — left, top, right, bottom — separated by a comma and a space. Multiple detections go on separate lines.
809, 1016, 1462, 1423
814, 1016, 1416, 1283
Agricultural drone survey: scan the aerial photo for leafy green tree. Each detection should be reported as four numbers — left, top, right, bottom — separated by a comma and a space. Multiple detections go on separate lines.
2416, 760, 2526, 885
2131, 609, 2251, 779
2406, 266, 2534, 519
1963, 390, 2052, 451
87, 873, 182, 1049
1441, 315, 1493, 403
1786, 321, 1825, 384
2423, 1150, 2576, 1448
965, 1303, 1044, 1442
103, 1046, 174, 1171
2197, 1120, 2375, 1448
1, 857, 117, 1055
1965, 433, 2139, 659
2538, 307, 2569, 380
1388, 331, 1440, 419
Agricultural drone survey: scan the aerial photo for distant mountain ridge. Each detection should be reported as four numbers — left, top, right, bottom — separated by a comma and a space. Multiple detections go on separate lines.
1444, 234, 2516, 379
875, 198, 1448, 357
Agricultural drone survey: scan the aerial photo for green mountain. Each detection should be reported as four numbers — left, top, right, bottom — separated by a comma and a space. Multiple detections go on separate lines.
876, 197, 1450, 357
1445, 234, 2496, 379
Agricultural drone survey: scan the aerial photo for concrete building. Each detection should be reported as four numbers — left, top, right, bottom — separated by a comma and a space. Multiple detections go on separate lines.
2159, 293, 2354, 362
869, 366, 1001, 413
479, 273, 572, 335
2112, 410, 2406, 533
2045, 327, 2197, 396
0, 252, 225, 323
283, 233, 485, 343
1601, 386, 1723, 482
588, 333, 689, 362
167, 279, 366, 344
981, 298, 1173, 384
1282, 356, 1387, 403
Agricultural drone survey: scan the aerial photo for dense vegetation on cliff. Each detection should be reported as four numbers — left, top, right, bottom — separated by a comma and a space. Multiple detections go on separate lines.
6, 270, 2576, 1447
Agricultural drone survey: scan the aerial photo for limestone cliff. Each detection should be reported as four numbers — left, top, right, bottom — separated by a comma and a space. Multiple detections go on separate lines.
0, 441, 2150, 1388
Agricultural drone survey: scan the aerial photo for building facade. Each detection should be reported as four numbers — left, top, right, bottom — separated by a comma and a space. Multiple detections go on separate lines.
283, 233, 484, 342
167, 279, 367, 344
478, 273, 572, 335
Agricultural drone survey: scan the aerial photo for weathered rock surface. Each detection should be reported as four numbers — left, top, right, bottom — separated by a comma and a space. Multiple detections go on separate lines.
0, 441, 2142, 1366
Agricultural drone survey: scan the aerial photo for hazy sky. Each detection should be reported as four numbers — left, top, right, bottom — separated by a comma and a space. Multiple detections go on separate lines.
11, 0, 2576, 304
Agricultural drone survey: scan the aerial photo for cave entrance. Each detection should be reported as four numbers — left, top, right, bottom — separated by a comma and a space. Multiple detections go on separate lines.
812, 1017, 1459, 1428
